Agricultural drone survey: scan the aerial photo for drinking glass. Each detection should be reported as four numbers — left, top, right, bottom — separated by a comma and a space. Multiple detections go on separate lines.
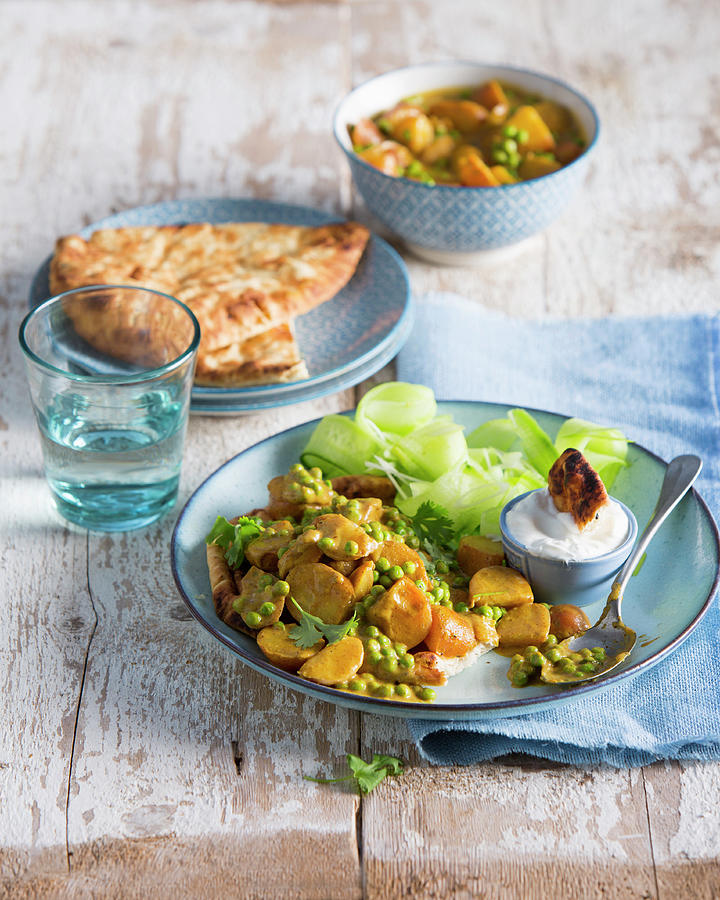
19, 285, 200, 531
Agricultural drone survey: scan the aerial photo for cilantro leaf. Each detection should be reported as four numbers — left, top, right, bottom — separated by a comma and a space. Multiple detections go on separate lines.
205, 515, 265, 567
409, 500, 455, 552
304, 753, 404, 794
288, 599, 358, 648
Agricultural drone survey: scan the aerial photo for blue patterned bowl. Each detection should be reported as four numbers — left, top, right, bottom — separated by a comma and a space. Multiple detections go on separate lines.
333, 61, 599, 264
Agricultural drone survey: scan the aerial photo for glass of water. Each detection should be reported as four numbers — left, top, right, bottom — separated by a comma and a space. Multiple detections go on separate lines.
19, 285, 200, 531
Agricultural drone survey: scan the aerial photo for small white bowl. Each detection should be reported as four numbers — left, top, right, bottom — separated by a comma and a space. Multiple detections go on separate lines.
333, 61, 600, 265
499, 491, 638, 607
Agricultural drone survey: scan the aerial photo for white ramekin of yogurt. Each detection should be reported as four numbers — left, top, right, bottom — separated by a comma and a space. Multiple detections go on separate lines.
499, 489, 638, 607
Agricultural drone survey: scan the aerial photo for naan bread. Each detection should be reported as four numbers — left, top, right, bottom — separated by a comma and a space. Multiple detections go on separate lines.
49, 220, 370, 386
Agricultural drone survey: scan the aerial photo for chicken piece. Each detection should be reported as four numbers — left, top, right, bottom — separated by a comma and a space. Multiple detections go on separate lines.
233, 566, 286, 630
548, 449, 608, 529
244, 520, 295, 573
383, 105, 435, 154
277, 531, 323, 579
266, 464, 334, 519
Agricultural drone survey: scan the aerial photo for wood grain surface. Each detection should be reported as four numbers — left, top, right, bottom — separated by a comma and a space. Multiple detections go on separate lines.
2, 0, 719, 897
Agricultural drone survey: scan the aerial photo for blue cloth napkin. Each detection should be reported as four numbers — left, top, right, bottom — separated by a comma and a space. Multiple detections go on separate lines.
397, 292, 720, 768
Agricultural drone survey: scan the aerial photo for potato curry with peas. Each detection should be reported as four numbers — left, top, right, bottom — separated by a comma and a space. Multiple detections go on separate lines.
350, 79, 585, 187
205, 462, 599, 702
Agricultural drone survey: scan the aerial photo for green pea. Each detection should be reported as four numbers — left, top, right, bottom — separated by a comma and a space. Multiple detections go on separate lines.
318, 536, 335, 551
517, 128, 530, 144
367, 649, 382, 665
406, 535, 420, 549
387, 565, 403, 581
273, 621, 286, 631
418, 687, 436, 702
578, 662, 596, 674
436, 560, 449, 574
439, 598, 453, 608
344, 540, 359, 555
492, 607, 504, 620
353, 602, 365, 616
374, 684, 393, 698
346, 508, 360, 522
259, 601, 275, 617
581, 648, 594, 660
570, 652, 583, 664
380, 646, 396, 659
545, 634, 558, 646
336, 681, 349, 691
512, 670, 529, 687
402, 561, 417, 575
366, 639, 381, 654
415, 579, 427, 591
379, 575, 393, 588
502, 124, 518, 137
454, 602, 469, 613
258, 574, 273, 588
395, 684, 411, 698
245, 611, 262, 628
477, 605, 493, 618
394, 642, 407, 655
372, 569, 380, 583
362, 595, 376, 610
511, 653, 524, 664
399, 654, 414, 669
528, 651, 546, 668
592, 647, 606, 661
378, 634, 391, 649
407, 160, 423, 177
525, 646, 539, 655
560, 659, 576, 674
494, 148, 508, 163
375, 557, 390, 573
546, 648, 562, 663
290, 463, 304, 474
380, 658, 398, 675
273, 580, 290, 597
503, 138, 518, 154
348, 678, 364, 691
365, 625, 379, 638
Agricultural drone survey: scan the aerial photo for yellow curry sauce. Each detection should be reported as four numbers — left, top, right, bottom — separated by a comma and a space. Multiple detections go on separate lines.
350, 80, 585, 187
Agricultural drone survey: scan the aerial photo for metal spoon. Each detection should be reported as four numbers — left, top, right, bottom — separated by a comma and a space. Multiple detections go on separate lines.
541, 454, 703, 685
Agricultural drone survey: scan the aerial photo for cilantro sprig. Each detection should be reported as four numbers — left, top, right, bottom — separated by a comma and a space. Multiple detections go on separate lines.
289, 599, 358, 648
205, 515, 265, 567
409, 500, 456, 563
304, 753, 404, 794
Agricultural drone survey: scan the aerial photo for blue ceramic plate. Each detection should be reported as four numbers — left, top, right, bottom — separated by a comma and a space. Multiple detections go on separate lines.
171, 401, 719, 721
29, 198, 412, 410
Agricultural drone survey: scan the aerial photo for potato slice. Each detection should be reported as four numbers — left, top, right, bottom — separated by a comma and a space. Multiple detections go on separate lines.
473, 79, 508, 110
350, 559, 375, 600
365, 577, 432, 648
428, 99, 488, 132
277, 533, 323, 579
298, 636, 364, 685
469, 565, 533, 608
312, 513, 378, 561
549, 604, 590, 641
456, 535, 504, 576
425, 606, 477, 658
233, 566, 286, 629
256, 624, 324, 671
370, 540, 428, 584
504, 106, 556, 152
518, 155, 561, 181
496, 604, 551, 648
244, 526, 294, 573
286, 563, 355, 625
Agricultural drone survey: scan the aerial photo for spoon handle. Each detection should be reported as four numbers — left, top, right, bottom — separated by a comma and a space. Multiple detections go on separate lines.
614, 454, 702, 597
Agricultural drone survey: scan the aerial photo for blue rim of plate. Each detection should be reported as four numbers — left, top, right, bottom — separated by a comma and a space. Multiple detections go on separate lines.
170, 400, 720, 719
189, 305, 413, 414
28, 197, 412, 408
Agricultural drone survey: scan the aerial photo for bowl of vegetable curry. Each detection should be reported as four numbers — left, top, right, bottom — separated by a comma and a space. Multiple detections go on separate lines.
333, 61, 599, 263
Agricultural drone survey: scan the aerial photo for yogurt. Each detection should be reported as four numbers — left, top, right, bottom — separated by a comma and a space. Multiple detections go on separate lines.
505, 489, 630, 562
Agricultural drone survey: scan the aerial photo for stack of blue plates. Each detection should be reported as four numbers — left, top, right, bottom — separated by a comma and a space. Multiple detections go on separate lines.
29, 198, 412, 414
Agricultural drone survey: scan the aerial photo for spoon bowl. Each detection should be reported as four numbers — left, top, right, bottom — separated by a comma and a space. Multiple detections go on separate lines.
541, 454, 703, 685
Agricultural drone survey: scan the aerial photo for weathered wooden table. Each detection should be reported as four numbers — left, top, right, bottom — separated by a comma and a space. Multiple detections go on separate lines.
3, 1, 720, 896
